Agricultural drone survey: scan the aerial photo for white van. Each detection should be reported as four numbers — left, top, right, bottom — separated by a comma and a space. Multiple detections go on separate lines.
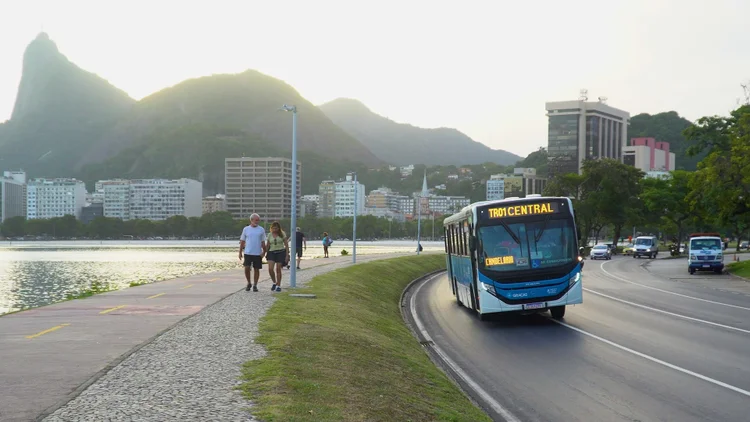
632, 236, 659, 259
688, 233, 724, 274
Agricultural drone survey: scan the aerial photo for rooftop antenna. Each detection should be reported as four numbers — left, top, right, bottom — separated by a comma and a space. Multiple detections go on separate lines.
579, 89, 588, 101
598, 96, 608, 104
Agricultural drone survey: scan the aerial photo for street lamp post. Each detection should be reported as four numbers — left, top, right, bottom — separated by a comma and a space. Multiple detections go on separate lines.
416, 195, 422, 255
353, 172, 357, 264
281, 104, 298, 288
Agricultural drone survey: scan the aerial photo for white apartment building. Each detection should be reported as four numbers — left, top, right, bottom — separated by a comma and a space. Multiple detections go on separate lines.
486, 175, 506, 201
129, 179, 202, 220
428, 196, 470, 215
334, 173, 365, 218
396, 196, 414, 215
100, 178, 202, 221
26, 178, 87, 220
1, 171, 26, 222
101, 180, 130, 220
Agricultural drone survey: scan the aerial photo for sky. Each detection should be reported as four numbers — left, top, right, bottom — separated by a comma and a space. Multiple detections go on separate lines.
1, 0, 749, 158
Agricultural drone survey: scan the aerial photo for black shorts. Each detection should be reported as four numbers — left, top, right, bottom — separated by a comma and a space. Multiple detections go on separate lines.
243, 254, 262, 269
296, 247, 303, 258
267, 250, 286, 263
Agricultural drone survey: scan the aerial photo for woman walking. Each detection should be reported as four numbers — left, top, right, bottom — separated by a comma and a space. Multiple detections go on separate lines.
322, 232, 331, 258
266, 221, 289, 291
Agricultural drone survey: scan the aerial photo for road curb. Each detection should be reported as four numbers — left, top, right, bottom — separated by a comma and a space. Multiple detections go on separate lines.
400, 270, 518, 422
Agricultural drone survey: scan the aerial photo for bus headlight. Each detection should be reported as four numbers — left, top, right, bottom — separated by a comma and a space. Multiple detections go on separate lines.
569, 271, 581, 287
716, 253, 723, 261
481, 282, 496, 295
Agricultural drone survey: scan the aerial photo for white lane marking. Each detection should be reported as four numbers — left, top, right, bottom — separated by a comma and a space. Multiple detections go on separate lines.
552, 319, 750, 398
584, 288, 750, 335
411, 274, 521, 422
600, 261, 750, 311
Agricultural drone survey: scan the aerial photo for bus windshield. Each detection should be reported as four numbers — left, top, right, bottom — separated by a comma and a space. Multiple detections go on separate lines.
478, 218, 576, 272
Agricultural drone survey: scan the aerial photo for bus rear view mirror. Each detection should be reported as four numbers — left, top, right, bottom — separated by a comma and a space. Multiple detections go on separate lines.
578, 246, 585, 255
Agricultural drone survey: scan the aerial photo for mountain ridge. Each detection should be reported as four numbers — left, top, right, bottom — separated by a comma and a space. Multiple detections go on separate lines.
319, 97, 522, 166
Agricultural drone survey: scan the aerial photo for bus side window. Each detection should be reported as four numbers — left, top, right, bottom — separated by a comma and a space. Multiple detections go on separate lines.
462, 223, 468, 256
443, 227, 448, 253
449, 225, 455, 255
459, 223, 465, 256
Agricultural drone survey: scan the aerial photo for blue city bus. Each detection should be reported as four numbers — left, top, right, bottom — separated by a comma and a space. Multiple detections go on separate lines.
442, 195, 584, 320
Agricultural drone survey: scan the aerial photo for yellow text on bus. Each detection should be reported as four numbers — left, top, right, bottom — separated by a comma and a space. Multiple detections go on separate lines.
488, 203, 554, 218
485, 256, 515, 266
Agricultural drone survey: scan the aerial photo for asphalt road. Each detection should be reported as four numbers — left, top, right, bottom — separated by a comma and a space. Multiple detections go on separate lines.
409, 256, 750, 422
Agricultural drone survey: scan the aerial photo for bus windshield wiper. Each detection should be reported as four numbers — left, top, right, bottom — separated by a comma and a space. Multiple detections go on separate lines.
497, 219, 523, 246
534, 215, 552, 243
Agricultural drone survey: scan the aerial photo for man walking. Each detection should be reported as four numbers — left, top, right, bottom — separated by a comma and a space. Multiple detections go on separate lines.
295, 227, 307, 270
239, 213, 267, 291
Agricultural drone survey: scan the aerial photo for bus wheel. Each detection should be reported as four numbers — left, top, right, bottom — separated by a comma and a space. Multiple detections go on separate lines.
550, 306, 566, 319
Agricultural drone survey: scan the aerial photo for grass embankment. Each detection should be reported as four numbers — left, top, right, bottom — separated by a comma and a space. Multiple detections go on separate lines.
727, 260, 750, 279
241, 255, 491, 422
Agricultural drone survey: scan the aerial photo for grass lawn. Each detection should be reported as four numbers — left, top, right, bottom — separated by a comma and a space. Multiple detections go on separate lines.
240, 254, 491, 422
727, 260, 750, 279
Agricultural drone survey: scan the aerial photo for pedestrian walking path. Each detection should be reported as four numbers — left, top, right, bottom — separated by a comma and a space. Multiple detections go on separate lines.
0, 253, 407, 422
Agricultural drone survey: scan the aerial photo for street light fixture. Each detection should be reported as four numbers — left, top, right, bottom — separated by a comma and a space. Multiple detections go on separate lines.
281, 104, 298, 288
352, 171, 358, 264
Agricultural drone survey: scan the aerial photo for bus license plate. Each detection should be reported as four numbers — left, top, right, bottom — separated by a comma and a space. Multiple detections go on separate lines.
523, 302, 546, 310
703, 264, 710, 268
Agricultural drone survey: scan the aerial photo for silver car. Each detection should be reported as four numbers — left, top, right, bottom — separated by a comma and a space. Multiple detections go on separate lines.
589, 245, 612, 260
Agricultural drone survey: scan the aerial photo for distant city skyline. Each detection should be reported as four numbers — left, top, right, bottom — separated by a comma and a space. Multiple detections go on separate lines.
2, 0, 750, 158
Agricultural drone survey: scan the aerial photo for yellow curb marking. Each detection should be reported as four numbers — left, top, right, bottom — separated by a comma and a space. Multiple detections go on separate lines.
27, 323, 70, 339
100, 305, 126, 314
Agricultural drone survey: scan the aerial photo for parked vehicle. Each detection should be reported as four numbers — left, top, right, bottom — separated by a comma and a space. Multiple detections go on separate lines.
589, 245, 612, 260
633, 235, 659, 259
622, 243, 635, 255
688, 233, 724, 274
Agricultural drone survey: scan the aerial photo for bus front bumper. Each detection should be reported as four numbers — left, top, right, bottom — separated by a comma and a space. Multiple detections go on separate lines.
479, 281, 583, 314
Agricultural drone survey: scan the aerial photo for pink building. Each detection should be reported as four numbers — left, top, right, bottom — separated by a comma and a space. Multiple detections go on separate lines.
623, 137, 675, 172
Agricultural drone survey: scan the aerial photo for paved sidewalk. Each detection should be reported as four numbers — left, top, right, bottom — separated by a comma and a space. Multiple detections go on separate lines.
0, 253, 401, 422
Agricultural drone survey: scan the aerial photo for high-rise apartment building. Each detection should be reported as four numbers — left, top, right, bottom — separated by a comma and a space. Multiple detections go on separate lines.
26, 178, 87, 219
334, 173, 365, 218
1, 171, 26, 222
129, 179, 202, 220
317, 180, 336, 218
225, 157, 302, 221
99, 178, 202, 221
101, 180, 130, 220
546, 94, 630, 176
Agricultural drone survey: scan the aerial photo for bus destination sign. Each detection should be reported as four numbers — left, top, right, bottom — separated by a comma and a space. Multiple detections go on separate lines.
486, 202, 560, 219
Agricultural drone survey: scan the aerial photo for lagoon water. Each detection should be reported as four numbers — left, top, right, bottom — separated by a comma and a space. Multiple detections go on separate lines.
0, 240, 444, 315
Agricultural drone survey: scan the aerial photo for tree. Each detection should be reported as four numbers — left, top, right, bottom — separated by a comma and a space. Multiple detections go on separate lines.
641, 171, 693, 250
687, 105, 750, 250
580, 159, 644, 248
0, 216, 26, 238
